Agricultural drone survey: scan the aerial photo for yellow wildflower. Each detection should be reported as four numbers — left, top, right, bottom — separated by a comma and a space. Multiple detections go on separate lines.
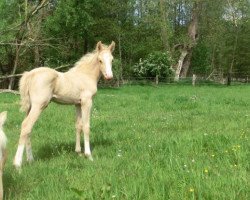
189, 188, 194, 192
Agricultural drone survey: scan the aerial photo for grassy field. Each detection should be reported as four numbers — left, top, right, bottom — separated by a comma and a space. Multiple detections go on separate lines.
0, 84, 249, 200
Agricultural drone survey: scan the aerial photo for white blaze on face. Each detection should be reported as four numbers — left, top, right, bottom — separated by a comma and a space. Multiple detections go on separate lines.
103, 52, 113, 79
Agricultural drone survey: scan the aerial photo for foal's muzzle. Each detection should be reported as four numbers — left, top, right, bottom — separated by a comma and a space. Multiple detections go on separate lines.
104, 75, 113, 80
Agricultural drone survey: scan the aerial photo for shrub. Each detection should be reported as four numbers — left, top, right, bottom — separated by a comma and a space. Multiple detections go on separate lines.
133, 52, 174, 80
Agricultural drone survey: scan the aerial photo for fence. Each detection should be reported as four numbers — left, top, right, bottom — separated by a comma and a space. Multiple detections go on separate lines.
99, 73, 250, 87
0, 72, 249, 91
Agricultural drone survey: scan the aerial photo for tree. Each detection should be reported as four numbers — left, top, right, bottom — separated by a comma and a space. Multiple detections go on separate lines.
173, 0, 202, 81
0, 0, 50, 89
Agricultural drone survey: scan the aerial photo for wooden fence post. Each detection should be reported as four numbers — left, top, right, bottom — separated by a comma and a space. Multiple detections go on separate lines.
192, 74, 196, 86
156, 75, 159, 85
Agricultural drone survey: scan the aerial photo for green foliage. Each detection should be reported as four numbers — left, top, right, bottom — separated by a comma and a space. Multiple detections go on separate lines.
112, 59, 122, 80
43, 0, 96, 65
133, 52, 174, 79
0, 0, 250, 88
190, 41, 211, 76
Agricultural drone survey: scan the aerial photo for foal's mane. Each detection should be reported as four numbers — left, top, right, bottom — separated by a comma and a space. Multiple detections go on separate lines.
72, 44, 109, 71
72, 51, 98, 70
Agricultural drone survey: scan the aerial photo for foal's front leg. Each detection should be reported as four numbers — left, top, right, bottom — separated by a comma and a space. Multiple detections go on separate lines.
81, 97, 93, 161
75, 105, 82, 154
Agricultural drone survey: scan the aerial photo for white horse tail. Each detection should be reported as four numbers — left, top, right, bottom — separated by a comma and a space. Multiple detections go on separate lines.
19, 72, 32, 113
0, 112, 7, 153
0, 111, 7, 200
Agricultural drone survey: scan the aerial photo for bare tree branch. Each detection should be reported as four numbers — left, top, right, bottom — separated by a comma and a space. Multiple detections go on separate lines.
0, 89, 20, 95
0, 64, 72, 80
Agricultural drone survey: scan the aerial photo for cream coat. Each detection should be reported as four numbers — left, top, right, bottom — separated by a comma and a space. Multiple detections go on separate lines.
13, 41, 115, 169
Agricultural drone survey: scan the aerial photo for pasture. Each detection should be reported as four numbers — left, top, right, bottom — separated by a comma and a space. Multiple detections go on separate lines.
0, 84, 249, 199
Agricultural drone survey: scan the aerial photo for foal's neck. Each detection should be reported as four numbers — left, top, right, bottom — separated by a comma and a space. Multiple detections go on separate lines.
69, 53, 101, 82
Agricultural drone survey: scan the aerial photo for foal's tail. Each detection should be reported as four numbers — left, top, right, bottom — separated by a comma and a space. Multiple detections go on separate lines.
19, 72, 32, 113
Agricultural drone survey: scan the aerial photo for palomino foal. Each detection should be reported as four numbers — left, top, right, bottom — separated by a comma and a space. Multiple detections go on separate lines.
0, 111, 7, 200
13, 41, 115, 169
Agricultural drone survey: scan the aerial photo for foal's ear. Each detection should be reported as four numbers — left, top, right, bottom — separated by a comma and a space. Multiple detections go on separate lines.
0, 111, 7, 127
109, 41, 115, 52
96, 41, 103, 52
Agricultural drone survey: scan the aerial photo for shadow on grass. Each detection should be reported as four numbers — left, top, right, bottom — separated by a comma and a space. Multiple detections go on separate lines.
37, 142, 75, 160
92, 137, 114, 149
37, 137, 113, 160
3, 168, 25, 200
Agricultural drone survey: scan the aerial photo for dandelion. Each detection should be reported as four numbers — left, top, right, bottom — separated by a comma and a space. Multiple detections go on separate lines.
112, 195, 116, 198
225, 150, 228, 153
234, 164, 237, 167
204, 169, 208, 173
148, 145, 152, 148
189, 188, 194, 192
211, 154, 215, 157
184, 164, 187, 168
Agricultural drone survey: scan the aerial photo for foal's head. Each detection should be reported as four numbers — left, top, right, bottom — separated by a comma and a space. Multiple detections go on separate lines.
96, 41, 115, 80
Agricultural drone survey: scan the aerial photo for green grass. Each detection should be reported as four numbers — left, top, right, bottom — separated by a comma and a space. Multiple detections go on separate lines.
0, 84, 249, 200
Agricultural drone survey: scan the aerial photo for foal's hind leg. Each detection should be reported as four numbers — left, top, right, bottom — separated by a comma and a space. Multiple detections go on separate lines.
13, 104, 43, 168
75, 105, 82, 154
22, 110, 34, 163
26, 135, 34, 163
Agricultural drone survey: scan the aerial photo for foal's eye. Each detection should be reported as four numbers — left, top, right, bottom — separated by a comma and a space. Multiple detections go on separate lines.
99, 60, 102, 64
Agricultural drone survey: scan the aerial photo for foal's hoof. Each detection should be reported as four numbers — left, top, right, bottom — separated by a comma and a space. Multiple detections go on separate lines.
13, 163, 22, 173
78, 153, 83, 157
27, 157, 34, 163
85, 154, 93, 161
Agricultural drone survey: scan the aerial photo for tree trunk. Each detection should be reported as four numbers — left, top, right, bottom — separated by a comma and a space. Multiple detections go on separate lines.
118, 33, 123, 84
174, 49, 188, 81
159, 0, 170, 51
8, 41, 20, 90
181, 50, 192, 77
34, 46, 40, 67
174, 1, 200, 80
227, 2, 239, 86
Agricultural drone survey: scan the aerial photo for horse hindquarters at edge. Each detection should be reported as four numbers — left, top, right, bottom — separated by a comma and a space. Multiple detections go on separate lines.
0, 111, 7, 200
